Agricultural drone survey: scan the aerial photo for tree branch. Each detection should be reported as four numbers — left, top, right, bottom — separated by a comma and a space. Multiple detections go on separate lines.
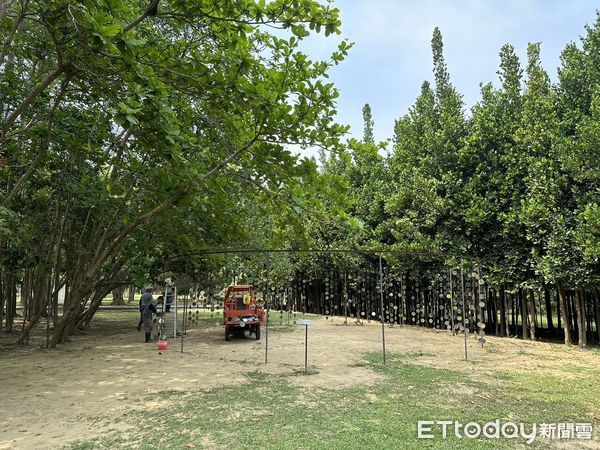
1, 64, 65, 141
2, 75, 70, 208
122, 0, 159, 33
87, 133, 261, 280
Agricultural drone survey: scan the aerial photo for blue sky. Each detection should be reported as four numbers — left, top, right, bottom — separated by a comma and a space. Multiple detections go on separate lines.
300, 0, 599, 145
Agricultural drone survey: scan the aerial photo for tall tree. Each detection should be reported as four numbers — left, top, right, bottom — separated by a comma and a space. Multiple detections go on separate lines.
362, 103, 375, 144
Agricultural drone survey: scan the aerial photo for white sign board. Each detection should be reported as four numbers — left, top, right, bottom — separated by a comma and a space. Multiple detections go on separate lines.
298, 319, 314, 326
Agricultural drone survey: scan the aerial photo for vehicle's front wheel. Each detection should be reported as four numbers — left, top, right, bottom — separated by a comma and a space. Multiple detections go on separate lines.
255, 325, 261, 340
225, 326, 230, 341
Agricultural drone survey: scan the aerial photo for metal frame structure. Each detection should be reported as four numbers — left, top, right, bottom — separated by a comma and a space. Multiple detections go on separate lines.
167, 248, 484, 363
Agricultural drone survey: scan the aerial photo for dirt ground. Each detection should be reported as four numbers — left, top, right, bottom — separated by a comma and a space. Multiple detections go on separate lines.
1, 314, 599, 449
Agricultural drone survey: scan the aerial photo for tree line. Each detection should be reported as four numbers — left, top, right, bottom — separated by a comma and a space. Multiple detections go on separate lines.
312, 16, 600, 346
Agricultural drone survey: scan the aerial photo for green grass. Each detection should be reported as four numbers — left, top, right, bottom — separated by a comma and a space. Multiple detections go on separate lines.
69, 350, 600, 449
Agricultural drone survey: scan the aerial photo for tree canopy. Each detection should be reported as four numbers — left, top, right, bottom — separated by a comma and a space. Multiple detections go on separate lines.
0, 0, 350, 345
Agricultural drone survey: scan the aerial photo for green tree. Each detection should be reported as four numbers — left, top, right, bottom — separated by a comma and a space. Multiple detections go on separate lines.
0, 0, 350, 345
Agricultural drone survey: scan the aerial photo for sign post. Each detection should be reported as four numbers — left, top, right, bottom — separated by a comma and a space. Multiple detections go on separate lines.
298, 319, 314, 373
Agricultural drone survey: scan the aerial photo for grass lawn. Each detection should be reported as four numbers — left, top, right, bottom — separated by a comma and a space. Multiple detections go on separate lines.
4, 311, 598, 449
70, 350, 599, 449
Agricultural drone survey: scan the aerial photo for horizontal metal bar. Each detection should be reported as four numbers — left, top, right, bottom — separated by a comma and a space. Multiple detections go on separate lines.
166, 248, 479, 261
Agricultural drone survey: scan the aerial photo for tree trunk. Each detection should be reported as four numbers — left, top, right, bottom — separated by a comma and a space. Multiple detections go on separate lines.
128, 285, 135, 304
48, 270, 89, 348
21, 270, 30, 326
575, 288, 588, 347
501, 286, 509, 337
556, 285, 562, 329
569, 291, 577, 338
77, 284, 116, 328
491, 289, 495, 334
544, 287, 553, 330
16, 273, 64, 346
498, 286, 507, 336
111, 285, 125, 305
5, 273, 16, 334
49, 293, 80, 347
594, 288, 600, 344
511, 292, 516, 336
556, 281, 573, 345
0, 274, 4, 333
528, 290, 536, 341
520, 289, 528, 340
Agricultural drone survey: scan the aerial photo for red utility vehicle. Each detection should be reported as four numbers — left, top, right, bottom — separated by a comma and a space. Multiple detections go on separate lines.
223, 285, 264, 341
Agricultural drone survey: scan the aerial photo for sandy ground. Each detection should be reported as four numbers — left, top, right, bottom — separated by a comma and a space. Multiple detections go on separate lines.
1, 314, 599, 449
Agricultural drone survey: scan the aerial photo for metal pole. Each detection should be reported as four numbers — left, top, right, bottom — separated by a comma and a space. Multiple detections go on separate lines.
173, 285, 177, 338
264, 264, 270, 365
185, 280, 190, 339
344, 270, 348, 326
477, 264, 482, 343
400, 275, 404, 326
449, 269, 454, 334
460, 260, 467, 361
304, 323, 308, 373
160, 280, 166, 340
181, 287, 186, 353
379, 255, 386, 365
265, 307, 269, 364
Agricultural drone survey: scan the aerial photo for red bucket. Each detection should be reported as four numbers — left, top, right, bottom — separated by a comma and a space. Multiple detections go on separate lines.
157, 340, 169, 351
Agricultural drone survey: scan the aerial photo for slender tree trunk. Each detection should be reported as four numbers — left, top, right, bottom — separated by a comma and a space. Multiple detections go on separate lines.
556, 281, 573, 345
21, 270, 30, 328
594, 288, 600, 344
519, 289, 528, 340
501, 285, 508, 337
511, 292, 516, 336
569, 291, 577, 338
0, 274, 4, 333
491, 289, 496, 334
16, 268, 57, 346
528, 290, 536, 341
538, 291, 543, 329
544, 287, 553, 330
5, 273, 16, 334
556, 285, 562, 329
575, 288, 588, 347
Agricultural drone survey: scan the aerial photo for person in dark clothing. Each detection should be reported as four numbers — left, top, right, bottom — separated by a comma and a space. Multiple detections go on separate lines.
137, 287, 153, 331
165, 287, 174, 312
143, 296, 163, 343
